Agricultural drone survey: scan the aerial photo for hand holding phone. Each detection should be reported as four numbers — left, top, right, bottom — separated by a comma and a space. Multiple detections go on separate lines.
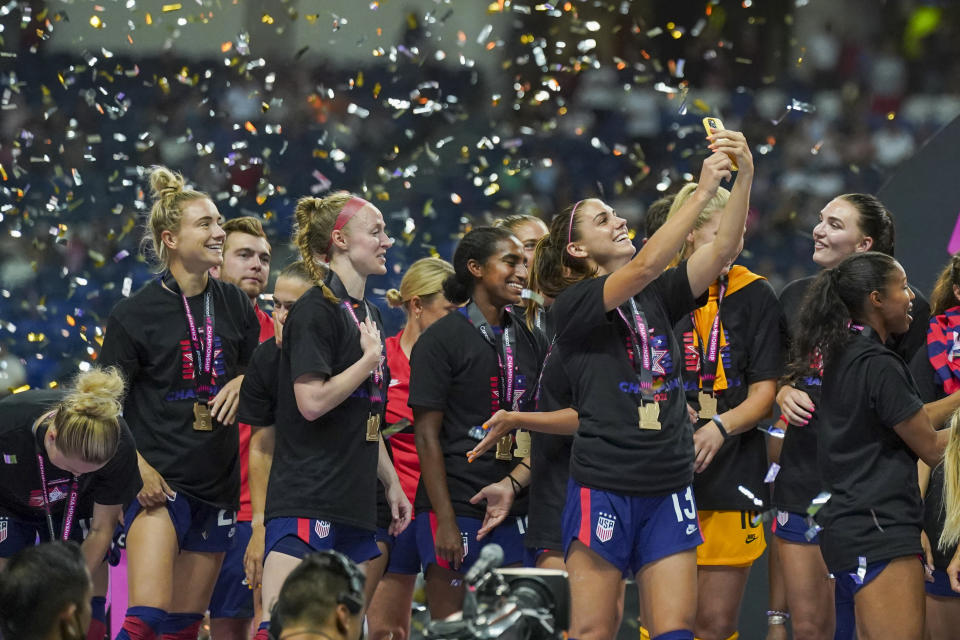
703, 116, 739, 171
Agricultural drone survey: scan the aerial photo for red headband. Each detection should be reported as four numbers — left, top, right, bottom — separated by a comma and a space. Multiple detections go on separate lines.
326, 195, 369, 255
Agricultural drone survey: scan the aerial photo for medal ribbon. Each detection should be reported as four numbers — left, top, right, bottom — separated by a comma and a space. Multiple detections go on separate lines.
533, 340, 555, 407
616, 297, 656, 403
465, 302, 518, 411
181, 290, 215, 402
165, 272, 216, 403
693, 277, 728, 395
34, 431, 79, 542
341, 300, 384, 388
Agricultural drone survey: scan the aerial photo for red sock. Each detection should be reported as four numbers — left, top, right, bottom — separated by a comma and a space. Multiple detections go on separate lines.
253, 623, 272, 640
86, 618, 107, 640
159, 613, 203, 640
116, 606, 166, 640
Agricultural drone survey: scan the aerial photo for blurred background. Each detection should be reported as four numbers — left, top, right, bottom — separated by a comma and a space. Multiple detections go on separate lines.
1, 0, 958, 389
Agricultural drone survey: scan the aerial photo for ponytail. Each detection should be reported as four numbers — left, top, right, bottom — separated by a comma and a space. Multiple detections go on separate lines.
292, 193, 357, 305
523, 235, 549, 330
387, 257, 454, 311
533, 204, 598, 300
787, 252, 899, 380
940, 410, 960, 551
53, 367, 125, 465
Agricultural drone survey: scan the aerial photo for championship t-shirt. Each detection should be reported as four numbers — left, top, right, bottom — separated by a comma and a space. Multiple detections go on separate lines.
526, 341, 574, 552
0, 390, 140, 523
409, 307, 544, 520
550, 262, 704, 496
265, 274, 388, 531
817, 328, 924, 574
98, 277, 259, 510
674, 271, 782, 510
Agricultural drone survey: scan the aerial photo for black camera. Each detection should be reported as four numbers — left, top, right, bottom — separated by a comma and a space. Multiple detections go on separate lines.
425, 544, 570, 640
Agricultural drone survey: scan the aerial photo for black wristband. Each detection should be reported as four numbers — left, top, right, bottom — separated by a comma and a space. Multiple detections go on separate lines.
711, 415, 729, 439
507, 474, 522, 496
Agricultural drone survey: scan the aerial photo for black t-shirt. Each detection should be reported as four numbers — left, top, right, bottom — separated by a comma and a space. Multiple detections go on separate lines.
550, 262, 704, 496
98, 277, 259, 510
817, 328, 925, 574
238, 338, 281, 428
909, 348, 957, 569
0, 390, 140, 523
408, 307, 545, 519
774, 277, 929, 513
526, 341, 574, 551
674, 276, 783, 510
266, 277, 389, 531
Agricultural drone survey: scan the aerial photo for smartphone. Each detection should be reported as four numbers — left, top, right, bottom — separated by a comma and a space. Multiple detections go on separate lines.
702, 116, 738, 171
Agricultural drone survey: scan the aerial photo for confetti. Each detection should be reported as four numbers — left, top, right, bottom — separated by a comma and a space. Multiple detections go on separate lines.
806, 491, 831, 516
763, 463, 781, 483
854, 556, 867, 584
737, 485, 764, 508
760, 425, 785, 438
804, 521, 822, 542
788, 98, 816, 113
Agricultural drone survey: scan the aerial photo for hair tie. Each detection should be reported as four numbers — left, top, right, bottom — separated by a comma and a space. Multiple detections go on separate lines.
567, 200, 584, 246
326, 195, 369, 255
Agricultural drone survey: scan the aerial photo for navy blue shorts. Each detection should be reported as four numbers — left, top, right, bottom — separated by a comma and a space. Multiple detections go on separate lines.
380, 520, 421, 575
834, 558, 893, 598
123, 494, 236, 553
0, 513, 91, 557
561, 479, 703, 578
375, 526, 393, 549
523, 546, 560, 568
264, 517, 380, 565
209, 521, 254, 619
415, 512, 526, 574
772, 509, 821, 544
926, 569, 960, 598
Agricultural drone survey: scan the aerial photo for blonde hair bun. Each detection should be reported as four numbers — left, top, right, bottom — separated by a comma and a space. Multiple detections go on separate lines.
68, 367, 124, 421
148, 166, 186, 202
385, 289, 405, 308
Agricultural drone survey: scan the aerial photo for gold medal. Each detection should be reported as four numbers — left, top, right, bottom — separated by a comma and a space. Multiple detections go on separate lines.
366, 414, 381, 442
698, 391, 718, 419
513, 429, 531, 458
638, 402, 661, 431
193, 402, 213, 432
495, 434, 513, 460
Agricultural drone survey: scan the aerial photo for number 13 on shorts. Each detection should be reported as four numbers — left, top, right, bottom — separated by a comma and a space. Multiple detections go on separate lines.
671, 487, 697, 522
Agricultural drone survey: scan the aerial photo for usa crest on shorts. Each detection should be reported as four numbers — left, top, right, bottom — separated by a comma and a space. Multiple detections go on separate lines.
596, 512, 616, 543
315, 520, 331, 539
